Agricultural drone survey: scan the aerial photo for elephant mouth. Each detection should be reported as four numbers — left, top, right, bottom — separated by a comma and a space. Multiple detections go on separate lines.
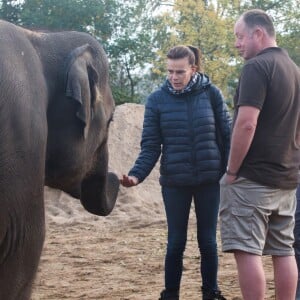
65, 187, 81, 199
45, 172, 119, 216
45, 182, 81, 200
45, 174, 82, 200
80, 172, 120, 216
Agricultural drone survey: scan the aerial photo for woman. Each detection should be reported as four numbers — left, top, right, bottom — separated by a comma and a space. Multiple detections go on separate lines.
120, 45, 231, 300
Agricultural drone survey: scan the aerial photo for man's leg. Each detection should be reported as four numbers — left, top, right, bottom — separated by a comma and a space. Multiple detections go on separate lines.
273, 255, 297, 300
294, 185, 300, 299
234, 250, 265, 300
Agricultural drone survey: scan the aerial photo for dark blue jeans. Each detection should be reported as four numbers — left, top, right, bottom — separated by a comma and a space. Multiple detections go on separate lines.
162, 183, 220, 293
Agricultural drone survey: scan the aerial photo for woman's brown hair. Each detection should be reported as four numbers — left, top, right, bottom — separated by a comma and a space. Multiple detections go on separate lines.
166, 45, 202, 72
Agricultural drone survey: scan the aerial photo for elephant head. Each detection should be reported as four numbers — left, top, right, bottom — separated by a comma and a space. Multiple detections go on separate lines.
44, 37, 119, 216
0, 20, 120, 300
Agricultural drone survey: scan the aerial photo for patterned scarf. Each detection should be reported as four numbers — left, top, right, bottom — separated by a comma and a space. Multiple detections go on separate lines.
166, 73, 200, 95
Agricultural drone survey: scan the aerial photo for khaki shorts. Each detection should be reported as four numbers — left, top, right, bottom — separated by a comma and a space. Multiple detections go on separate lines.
219, 176, 296, 256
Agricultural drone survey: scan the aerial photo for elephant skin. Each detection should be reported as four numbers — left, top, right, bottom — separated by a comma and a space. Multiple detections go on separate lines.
0, 20, 119, 299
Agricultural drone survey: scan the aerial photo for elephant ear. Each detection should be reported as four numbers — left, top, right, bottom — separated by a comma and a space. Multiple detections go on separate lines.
65, 44, 100, 138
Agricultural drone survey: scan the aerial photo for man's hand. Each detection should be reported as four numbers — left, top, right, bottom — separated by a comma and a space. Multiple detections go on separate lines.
120, 175, 139, 187
224, 173, 237, 184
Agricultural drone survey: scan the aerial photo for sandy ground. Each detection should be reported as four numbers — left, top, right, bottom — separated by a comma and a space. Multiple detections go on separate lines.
31, 104, 275, 299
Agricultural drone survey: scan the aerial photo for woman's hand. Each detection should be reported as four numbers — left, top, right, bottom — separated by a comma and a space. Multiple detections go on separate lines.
120, 175, 139, 187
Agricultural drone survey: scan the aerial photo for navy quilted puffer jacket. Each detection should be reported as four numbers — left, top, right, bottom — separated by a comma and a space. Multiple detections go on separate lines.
129, 73, 231, 186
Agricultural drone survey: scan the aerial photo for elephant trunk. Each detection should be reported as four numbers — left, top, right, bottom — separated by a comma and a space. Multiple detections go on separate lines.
80, 172, 119, 216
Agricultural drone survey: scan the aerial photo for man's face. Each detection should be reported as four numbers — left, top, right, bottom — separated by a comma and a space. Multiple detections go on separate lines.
234, 19, 260, 60
167, 57, 195, 91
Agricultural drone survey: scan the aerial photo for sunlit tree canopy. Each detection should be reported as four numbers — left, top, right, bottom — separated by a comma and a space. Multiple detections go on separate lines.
0, 0, 299, 105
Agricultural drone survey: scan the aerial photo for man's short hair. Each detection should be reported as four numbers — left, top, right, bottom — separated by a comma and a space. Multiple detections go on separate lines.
242, 9, 275, 37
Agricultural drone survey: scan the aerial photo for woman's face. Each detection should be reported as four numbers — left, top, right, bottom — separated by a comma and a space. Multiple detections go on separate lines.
167, 57, 196, 91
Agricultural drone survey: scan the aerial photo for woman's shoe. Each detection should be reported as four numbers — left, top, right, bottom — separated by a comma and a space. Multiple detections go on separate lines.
202, 288, 226, 300
159, 289, 179, 300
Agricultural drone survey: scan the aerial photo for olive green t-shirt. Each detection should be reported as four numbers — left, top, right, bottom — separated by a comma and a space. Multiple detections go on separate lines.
233, 47, 300, 189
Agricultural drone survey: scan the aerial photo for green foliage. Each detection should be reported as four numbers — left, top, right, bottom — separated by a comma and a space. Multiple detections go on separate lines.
151, 0, 299, 105
152, 0, 239, 101
0, 0, 299, 105
0, 0, 22, 22
17, 0, 116, 42
278, 32, 300, 66
106, 0, 162, 104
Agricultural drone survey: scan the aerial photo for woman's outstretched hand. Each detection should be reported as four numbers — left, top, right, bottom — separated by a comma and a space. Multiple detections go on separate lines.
120, 175, 139, 187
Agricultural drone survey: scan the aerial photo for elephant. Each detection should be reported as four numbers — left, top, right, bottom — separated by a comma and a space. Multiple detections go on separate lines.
0, 20, 120, 299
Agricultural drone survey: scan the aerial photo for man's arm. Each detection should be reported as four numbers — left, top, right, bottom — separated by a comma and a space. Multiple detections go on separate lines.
226, 106, 260, 182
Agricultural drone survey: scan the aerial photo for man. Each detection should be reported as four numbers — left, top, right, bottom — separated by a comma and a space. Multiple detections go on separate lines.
220, 9, 300, 300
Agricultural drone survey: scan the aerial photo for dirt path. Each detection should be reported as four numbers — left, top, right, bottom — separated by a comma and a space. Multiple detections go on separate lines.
32, 217, 275, 300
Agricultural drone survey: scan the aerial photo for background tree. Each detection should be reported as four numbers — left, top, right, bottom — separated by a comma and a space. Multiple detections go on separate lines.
17, 0, 117, 43
106, 0, 162, 104
0, 0, 299, 104
152, 0, 238, 102
0, 0, 21, 23
152, 0, 299, 104
231, 0, 300, 65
